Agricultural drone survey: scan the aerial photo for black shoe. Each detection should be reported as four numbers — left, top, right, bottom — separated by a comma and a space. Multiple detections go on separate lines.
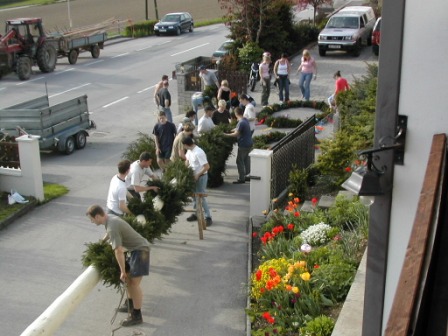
233, 180, 245, 184
120, 313, 143, 327
245, 176, 251, 182
206, 217, 213, 227
116, 298, 133, 313
187, 214, 198, 221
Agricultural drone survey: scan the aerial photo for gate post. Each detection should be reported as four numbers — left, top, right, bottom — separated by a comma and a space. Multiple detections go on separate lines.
249, 149, 273, 217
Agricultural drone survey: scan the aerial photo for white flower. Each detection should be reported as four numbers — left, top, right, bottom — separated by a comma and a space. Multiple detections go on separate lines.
300, 222, 332, 246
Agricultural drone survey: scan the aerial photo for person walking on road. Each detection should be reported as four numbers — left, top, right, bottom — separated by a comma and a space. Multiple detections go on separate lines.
156, 80, 173, 123
273, 53, 291, 103
86, 204, 150, 327
224, 107, 253, 184
126, 152, 159, 200
328, 70, 350, 110
106, 160, 132, 216
153, 111, 177, 174
259, 52, 271, 106
297, 49, 317, 101
182, 137, 213, 227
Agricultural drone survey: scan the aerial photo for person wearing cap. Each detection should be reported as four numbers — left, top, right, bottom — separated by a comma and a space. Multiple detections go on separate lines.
125, 152, 160, 200
199, 65, 219, 98
157, 80, 173, 123
239, 94, 256, 135
259, 52, 271, 106
182, 137, 213, 227
171, 122, 195, 161
177, 110, 197, 133
212, 99, 231, 125
198, 106, 216, 134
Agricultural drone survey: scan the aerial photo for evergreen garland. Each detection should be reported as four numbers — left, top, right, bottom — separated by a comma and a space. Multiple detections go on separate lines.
252, 131, 287, 149
265, 116, 303, 128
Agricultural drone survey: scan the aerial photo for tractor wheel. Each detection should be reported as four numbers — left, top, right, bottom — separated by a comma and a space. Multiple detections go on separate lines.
17, 57, 32, 80
91, 45, 100, 59
68, 49, 79, 64
37, 42, 57, 73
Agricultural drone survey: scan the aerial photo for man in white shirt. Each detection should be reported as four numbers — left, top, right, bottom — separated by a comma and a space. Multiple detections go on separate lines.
182, 137, 213, 226
240, 94, 256, 135
126, 152, 159, 200
107, 160, 132, 216
198, 106, 216, 134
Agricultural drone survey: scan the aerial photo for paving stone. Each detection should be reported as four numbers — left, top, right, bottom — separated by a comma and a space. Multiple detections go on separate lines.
317, 195, 336, 208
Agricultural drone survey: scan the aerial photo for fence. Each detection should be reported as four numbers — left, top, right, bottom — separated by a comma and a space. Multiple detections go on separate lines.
0, 141, 20, 169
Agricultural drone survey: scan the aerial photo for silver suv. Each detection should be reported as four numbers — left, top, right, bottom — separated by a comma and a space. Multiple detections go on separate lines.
318, 6, 376, 57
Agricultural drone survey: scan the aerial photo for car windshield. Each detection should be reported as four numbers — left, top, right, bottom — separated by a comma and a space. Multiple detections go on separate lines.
327, 17, 359, 29
163, 15, 180, 22
218, 42, 232, 51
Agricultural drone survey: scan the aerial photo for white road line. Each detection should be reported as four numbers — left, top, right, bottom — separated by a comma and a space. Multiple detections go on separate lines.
138, 85, 156, 93
0, 87, 6, 92
136, 41, 171, 51
49, 83, 91, 98
102, 96, 129, 108
16, 77, 44, 85
55, 68, 75, 75
170, 43, 209, 56
112, 52, 130, 58
84, 60, 104, 66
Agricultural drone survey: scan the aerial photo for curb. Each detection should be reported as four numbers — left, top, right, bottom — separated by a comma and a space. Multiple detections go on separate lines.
0, 200, 37, 231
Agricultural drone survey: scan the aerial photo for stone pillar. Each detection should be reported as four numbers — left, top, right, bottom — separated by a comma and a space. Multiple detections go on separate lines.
249, 149, 273, 217
16, 135, 44, 201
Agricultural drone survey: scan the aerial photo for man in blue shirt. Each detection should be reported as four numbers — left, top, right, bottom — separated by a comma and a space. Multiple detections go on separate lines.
224, 107, 253, 184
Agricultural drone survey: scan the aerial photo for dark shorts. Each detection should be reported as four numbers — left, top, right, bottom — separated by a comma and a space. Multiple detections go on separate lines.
158, 149, 172, 159
126, 249, 150, 277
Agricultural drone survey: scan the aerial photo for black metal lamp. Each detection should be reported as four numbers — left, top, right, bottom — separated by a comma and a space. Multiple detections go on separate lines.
341, 115, 408, 201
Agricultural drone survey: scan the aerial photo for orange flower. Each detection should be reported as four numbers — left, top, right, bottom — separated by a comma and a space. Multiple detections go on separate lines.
294, 197, 300, 203
285, 284, 292, 291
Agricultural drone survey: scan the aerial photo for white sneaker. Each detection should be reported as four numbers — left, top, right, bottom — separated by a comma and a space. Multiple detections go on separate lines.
8, 195, 16, 205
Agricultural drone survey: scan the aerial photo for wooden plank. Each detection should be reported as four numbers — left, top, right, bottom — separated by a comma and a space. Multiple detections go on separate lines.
385, 133, 447, 335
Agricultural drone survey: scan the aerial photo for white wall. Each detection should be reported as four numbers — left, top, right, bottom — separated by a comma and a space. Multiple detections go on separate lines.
383, 0, 448, 331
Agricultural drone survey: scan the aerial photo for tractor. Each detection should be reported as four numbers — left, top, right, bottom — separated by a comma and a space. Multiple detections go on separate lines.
0, 18, 57, 80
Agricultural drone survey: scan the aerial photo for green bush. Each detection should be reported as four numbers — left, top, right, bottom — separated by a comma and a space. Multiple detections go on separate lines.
237, 42, 264, 70
122, 132, 158, 169
124, 20, 158, 37
300, 315, 336, 336
312, 261, 356, 302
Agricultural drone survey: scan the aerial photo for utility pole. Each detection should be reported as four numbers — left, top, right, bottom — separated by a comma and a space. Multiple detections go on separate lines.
67, 0, 73, 28
154, 0, 159, 20
145, 0, 148, 20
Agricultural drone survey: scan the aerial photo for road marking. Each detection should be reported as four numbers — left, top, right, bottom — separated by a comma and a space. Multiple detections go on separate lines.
0, 87, 5, 92
103, 96, 129, 108
84, 60, 104, 66
170, 43, 209, 56
55, 68, 75, 75
137, 78, 173, 93
136, 40, 171, 51
112, 52, 130, 58
16, 77, 44, 85
49, 83, 91, 98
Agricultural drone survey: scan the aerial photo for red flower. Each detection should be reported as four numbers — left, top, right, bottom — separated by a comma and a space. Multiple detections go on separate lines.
262, 312, 275, 324
294, 197, 300, 203
344, 166, 352, 172
287, 223, 294, 231
256, 270, 262, 281
311, 197, 318, 205
294, 211, 300, 217
261, 236, 268, 245
252, 232, 258, 238
314, 264, 320, 269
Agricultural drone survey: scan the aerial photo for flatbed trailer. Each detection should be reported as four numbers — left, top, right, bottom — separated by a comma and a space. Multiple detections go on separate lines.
0, 95, 95, 154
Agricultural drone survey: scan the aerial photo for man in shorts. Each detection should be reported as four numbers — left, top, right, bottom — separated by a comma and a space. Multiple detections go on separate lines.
86, 204, 150, 326
126, 152, 159, 200
152, 111, 177, 173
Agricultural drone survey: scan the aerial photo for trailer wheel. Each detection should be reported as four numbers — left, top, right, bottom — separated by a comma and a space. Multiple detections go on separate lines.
37, 42, 57, 73
91, 45, 100, 59
17, 57, 32, 80
75, 132, 87, 149
68, 49, 79, 64
64, 136, 75, 155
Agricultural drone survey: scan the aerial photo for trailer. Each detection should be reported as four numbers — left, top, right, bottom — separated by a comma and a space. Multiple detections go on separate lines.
49, 32, 107, 64
0, 95, 95, 154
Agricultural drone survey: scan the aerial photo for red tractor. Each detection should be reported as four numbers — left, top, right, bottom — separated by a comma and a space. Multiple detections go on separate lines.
0, 18, 57, 80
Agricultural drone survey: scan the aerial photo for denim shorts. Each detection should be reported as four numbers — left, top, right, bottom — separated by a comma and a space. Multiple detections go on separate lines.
158, 149, 172, 159
126, 249, 150, 277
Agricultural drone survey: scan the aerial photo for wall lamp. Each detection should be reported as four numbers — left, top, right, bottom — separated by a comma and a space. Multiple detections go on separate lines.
342, 115, 407, 204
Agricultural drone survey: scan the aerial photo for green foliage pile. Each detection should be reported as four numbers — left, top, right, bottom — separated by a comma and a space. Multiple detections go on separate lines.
265, 116, 302, 128
252, 131, 286, 149
124, 20, 158, 37
122, 132, 158, 169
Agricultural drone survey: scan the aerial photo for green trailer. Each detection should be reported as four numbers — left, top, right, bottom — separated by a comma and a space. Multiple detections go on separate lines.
0, 95, 95, 154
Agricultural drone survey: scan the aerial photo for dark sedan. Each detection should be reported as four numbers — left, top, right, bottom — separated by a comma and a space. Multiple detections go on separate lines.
154, 12, 194, 36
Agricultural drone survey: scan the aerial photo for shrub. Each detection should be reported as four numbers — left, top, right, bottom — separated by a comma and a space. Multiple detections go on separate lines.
124, 20, 158, 37
300, 315, 336, 336
312, 261, 356, 302
122, 132, 158, 169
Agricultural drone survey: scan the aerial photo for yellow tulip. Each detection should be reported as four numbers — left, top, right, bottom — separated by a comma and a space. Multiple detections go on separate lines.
300, 272, 311, 281
292, 286, 300, 294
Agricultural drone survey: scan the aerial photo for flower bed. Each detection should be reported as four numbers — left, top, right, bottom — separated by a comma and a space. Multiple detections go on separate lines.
248, 194, 368, 335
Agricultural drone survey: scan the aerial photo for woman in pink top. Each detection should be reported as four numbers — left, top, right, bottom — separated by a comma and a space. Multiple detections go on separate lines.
328, 70, 350, 109
297, 49, 317, 101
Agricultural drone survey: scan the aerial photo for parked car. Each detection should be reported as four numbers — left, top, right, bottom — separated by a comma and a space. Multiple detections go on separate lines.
372, 17, 381, 56
211, 40, 234, 63
318, 6, 376, 57
154, 12, 194, 36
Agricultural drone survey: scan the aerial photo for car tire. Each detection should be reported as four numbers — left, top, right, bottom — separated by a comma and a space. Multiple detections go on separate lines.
373, 45, 379, 56
155, 31, 160, 36
319, 48, 326, 57
189, 24, 194, 33
176, 27, 181, 36
352, 41, 361, 57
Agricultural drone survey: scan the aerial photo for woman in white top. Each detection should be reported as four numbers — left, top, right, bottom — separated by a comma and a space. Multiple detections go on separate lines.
239, 94, 256, 135
273, 53, 291, 102
258, 53, 271, 106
